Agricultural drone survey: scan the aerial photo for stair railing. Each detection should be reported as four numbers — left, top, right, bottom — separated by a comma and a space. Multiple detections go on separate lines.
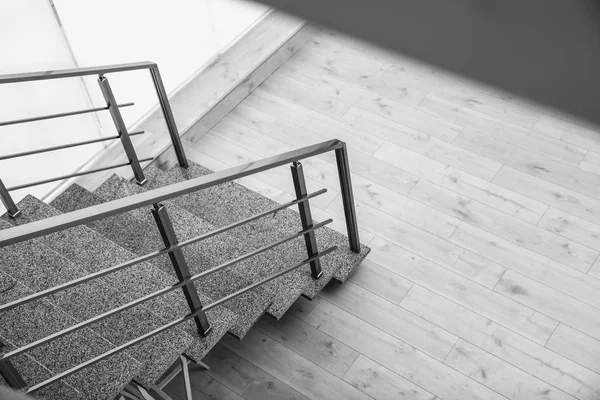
0, 139, 360, 395
0, 62, 188, 218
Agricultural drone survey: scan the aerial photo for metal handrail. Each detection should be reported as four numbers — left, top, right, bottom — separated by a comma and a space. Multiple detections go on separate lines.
0, 61, 157, 84
0, 61, 185, 167
0, 219, 332, 363
0, 189, 327, 314
0, 139, 361, 394
0, 61, 188, 218
24, 246, 337, 395
0, 140, 348, 247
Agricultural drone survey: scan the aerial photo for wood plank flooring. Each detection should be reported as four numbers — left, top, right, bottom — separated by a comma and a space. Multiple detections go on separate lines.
166, 29, 600, 400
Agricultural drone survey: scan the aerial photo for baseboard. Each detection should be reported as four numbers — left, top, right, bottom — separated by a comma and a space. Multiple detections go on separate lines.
60, 10, 312, 195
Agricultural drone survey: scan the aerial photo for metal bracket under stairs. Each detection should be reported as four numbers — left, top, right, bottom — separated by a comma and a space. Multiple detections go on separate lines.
117, 355, 208, 400
155, 354, 209, 391
120, 381, 173, 400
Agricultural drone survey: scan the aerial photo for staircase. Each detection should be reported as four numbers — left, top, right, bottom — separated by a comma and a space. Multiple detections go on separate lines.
0, 63, 369, 400
0, 158, 369, 399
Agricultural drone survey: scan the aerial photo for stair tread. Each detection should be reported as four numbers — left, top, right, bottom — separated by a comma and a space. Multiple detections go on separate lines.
90, 176, 273, 339
0, 267, 141, 400
143, 165, 312, 318
145, 162, 370, 316
1, 199, 196, 390
22, 192, 236, 381
8, 354, 86, 400
0, 273, 83, 399
47, 186, 239, 359
0, 150, 369, 397
50, 183, 250, 341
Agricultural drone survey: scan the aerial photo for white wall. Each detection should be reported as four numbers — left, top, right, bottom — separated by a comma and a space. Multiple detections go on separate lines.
210, 0, 271, 51
0, 0, 104, 207
53, 0, 269, 131
0, 0, 269, 214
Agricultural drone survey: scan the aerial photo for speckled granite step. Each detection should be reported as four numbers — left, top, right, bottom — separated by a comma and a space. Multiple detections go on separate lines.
1, 197, 200, 388
144, 162, 370, 316
141, 165, 316, 319
0, 245, 141, 400
0, 273, 88, 400
52, 183, 268, 339
0, 354, 87, 400
93, 175, 275, 339
96, 174, 300, 320
14, 195, 236, 376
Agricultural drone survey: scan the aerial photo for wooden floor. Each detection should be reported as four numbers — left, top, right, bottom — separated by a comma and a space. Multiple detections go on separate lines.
166, 29, 600, 400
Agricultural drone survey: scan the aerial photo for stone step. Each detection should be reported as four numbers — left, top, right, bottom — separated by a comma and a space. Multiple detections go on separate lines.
1, 346, 86, 400
93, 175, 275, 339
0, 244, 141, 400
144, 162, 370, 317
47, 188, 238, 365
1, 152, 370, 398
1, 196, 201, 388
14, 198, 236, 372
52, 185, 270, 336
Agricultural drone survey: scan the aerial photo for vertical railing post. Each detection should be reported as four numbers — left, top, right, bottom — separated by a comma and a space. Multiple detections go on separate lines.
149, 65, 189, 169
291, 161, 323, 279
0, 341, 26, 389
0, 179, 19, 218
151, 203, 212, 336
335, 145, 361, 253
179, 356, 193, 400
97, 74, 147, 185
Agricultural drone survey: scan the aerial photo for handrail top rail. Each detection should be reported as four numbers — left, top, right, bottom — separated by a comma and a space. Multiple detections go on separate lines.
0, 139, 345, 247
0, 61, 157, 85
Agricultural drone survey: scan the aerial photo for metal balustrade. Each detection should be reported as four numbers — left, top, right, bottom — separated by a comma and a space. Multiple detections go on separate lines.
0, 138, 361, 396
0, 62, 188, 218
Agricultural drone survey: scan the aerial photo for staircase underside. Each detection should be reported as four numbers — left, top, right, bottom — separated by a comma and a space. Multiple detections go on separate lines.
0, 159, 369, 399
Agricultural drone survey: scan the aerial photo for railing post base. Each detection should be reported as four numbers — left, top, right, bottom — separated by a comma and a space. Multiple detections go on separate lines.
291, 161, 323, 279
200, 325, 213, 336
7, 210, 21, 219
136, 178, 148, 186
151, 203, 211, 336
0, 179, 20, 219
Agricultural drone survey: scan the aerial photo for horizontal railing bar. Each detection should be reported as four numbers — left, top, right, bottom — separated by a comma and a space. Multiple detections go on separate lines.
0, 250, 163, 316
2, 285, 173, 364
26, 246, 336, 394
0, 103, 134, 127
7, 157, 153, 192
205, 246, 337, 312
0, 62, 156, 85
191, 219, 333, 281
0, 190, 327, 314
0, 139, 344, 247
26, 312, 184, 394
0, 220, 332, 363
174, 189, 327, 258
0, 131, 145, 161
